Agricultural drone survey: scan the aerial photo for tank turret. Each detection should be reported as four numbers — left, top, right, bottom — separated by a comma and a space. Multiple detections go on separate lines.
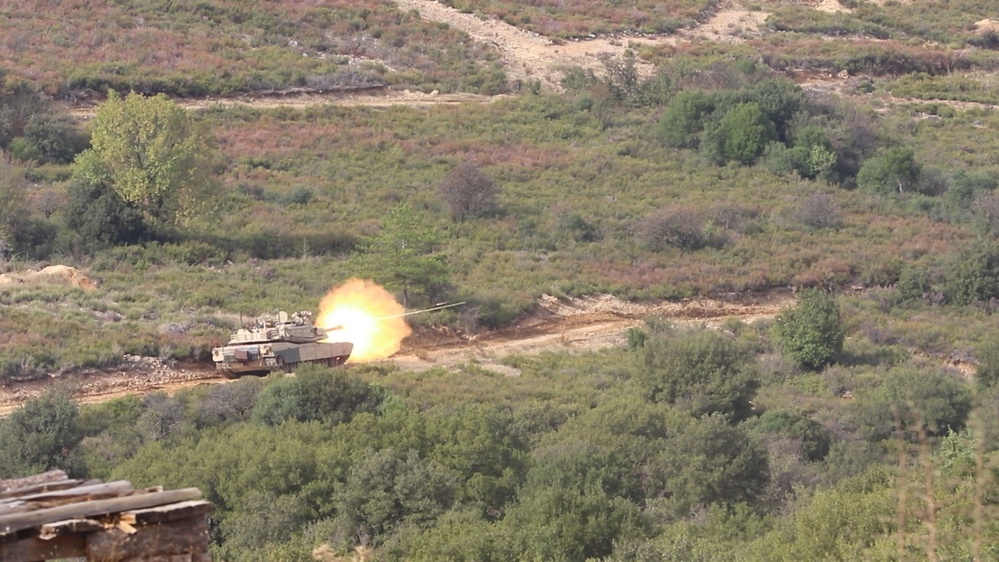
211, 311, 353, 377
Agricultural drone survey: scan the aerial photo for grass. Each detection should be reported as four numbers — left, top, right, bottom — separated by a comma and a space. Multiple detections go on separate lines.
0, 0, 507, 97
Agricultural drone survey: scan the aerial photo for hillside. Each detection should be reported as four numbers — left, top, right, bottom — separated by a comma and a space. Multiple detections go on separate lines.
2, 0, 999, 560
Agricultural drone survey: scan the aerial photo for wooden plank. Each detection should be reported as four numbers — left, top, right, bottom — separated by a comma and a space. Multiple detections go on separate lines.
0, 472, 68, 494
0, 488, 203, 535
120, 501, 213, 526
87, 517, 211, 560
0, 481, 138, 516
0, 533, 86, 562
0, 479, 90, 501
38, 518, 104, 539
15, 480, 135, 503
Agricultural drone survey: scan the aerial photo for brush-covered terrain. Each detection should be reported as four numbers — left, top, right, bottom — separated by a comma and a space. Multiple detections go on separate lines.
2, 0, 999, 560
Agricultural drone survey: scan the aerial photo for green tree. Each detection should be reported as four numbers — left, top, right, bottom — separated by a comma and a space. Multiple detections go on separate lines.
0, 392, 84, 478
351, 204, 450, 307
702, 102, 776, 165
746, 409, 833, 461
975, 339, 999, 391
332, 448, 457, 550
848, 366, 972, 442
774, 289, 844, 370
856, 146, 920, 195
895, 264, 930, 305
659, 90, 715, 148
251, 364, 384, 426
648, 414, 769, 517
945, 241, 999, 306
72, 91, 218, 226
64, 179, 148, 246
0, 163, 27, 245
638, 329, 759, 422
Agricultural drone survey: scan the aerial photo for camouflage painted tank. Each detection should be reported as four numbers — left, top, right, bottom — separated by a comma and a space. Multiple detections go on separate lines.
211, 311, 352, 377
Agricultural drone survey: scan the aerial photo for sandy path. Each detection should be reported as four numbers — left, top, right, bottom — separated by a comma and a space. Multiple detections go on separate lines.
0, 293, 792, 413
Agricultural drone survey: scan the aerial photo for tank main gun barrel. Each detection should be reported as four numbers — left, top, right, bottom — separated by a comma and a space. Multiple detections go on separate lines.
377, 301, 467, 320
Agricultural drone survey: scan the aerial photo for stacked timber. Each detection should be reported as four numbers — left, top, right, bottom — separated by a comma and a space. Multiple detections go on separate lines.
0, 471, 212, 562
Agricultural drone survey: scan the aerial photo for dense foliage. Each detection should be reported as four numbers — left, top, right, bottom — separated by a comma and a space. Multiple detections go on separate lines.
1, 322, 993, 560
3, 2, 999, 559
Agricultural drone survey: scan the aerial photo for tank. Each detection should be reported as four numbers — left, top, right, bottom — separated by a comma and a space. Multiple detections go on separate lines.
211, 310, 353, 378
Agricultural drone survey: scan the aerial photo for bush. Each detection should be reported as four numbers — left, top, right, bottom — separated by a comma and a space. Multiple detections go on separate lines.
634, 208, 705, 252
64, 180, 148, 246
796, 193, 841, 231
747, 409, 833, 461
658, 90, 715, 148
251, 365, 385, 426
945, 241, 999, 307
437, 161, 498, 221
847, 366, 972, 442
701, 102, 776, 165
639, 329, 759, 422
774, 289, 844, 370
0, 392, 84, 478
856, 146, 919, 195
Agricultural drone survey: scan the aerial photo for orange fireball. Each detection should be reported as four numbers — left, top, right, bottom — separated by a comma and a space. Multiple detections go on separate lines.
316, 279, 412, 362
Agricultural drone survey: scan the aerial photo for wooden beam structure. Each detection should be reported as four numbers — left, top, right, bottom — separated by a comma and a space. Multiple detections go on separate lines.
0, 472, 212, 562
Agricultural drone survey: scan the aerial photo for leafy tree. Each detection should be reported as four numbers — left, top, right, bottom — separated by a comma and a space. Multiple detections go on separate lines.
747, 409, 833, 461
975, 339, 999, 391
648, 414, 769, 517
332, 448, 457, 550
0, 163, 27, 246
0, 392, 84, 478
848, 366, 972, 442
222, 490, 313, 555
856, 146, 920, 195
638, 329, 759, 422
72, 91, 218, 226
526, 437, 642, 502
774, 289, 844, 370
351, 204, 450, 307
0, 72, 47, 148
659, 90, 715, 148
738, 78, 805, 143
500, 486, 647, 562
420, 404, 529, 511
945, 241, 999, 306
9, 114, 88, 164
894, 265, 931, 305
702, 102, 776, 165
64, 179, 149, 246
436, 161, 498, 221
251, 365, 384, 426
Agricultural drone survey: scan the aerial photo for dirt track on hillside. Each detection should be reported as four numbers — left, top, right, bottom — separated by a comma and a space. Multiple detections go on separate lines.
0, 292, 793, 414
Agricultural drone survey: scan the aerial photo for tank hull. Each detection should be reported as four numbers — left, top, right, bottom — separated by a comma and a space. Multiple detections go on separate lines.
213, 340, 353, 377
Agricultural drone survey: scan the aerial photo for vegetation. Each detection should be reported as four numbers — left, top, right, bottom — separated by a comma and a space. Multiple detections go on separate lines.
774, 289, 844, 370
0, 0, 507, 97
4, 1, 999, 559
73, 91, 220, 227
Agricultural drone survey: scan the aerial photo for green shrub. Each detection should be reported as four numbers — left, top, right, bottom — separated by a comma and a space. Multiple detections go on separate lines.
251, 365, 385, 426
774, 289, 844, 370
639, 329, 759, 422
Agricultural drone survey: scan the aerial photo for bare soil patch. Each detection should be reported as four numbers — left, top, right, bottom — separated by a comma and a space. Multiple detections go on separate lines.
0, 292, 792, 412
687, 8, 770, 42
0, 265, 96, 290
813, 0, 853, 14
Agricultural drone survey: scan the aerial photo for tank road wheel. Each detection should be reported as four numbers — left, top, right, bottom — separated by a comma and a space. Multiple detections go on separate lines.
333, 355, 348, 367
282, 361, 299, 374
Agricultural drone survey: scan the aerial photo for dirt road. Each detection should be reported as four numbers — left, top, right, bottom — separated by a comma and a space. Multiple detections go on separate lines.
0, 292, 792, 414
